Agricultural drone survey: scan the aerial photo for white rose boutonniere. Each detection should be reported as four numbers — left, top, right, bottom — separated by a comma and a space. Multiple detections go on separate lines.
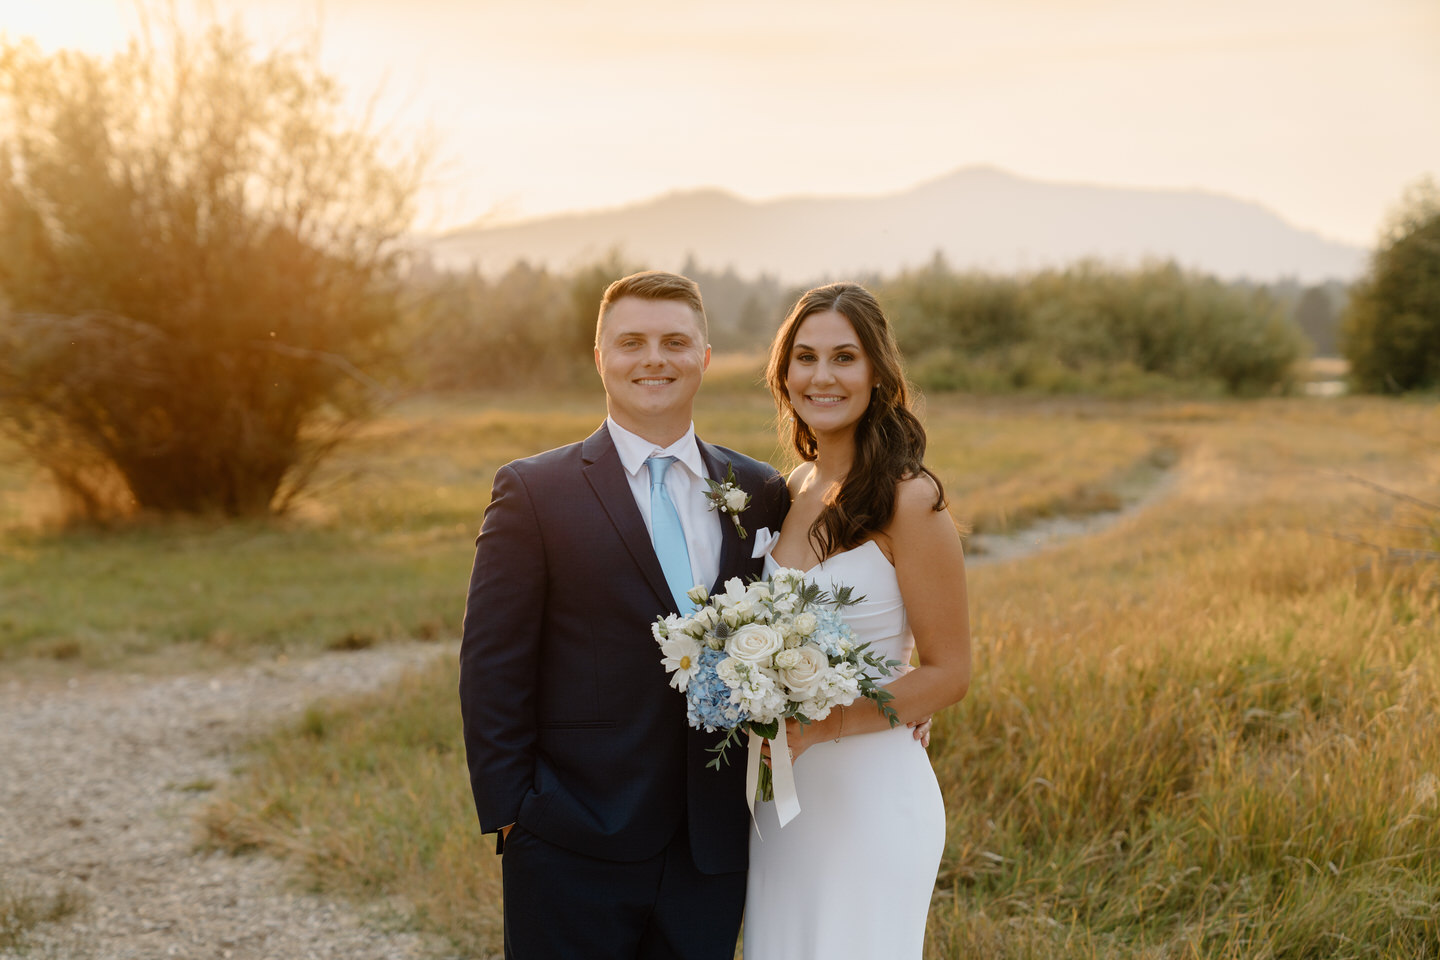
703, 463, 752, 539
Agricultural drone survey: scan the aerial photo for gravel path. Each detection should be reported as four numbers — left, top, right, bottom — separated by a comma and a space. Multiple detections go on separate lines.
0, 644, 460, 960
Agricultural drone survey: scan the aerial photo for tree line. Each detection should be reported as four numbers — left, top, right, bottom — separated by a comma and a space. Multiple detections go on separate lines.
405, 253, 1344, 398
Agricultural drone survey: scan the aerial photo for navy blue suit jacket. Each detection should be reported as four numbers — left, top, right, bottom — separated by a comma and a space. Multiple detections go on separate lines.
459, 424, 788, 874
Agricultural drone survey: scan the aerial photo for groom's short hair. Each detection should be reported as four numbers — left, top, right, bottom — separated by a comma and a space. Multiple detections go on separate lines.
596, 271, 708, 345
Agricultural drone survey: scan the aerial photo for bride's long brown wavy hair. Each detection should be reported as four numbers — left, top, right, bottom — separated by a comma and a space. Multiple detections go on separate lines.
765, 282, 947, 559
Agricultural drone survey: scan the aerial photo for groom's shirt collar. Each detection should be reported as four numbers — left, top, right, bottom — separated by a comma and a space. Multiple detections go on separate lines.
606, 417, 705, 481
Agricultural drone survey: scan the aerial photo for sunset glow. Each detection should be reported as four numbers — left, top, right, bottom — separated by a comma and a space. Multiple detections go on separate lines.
2, 0, 1435, 245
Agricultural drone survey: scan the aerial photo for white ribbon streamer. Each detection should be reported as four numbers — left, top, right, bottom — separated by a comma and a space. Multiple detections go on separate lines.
745, 722, 802, 833
770, 721, 801, 826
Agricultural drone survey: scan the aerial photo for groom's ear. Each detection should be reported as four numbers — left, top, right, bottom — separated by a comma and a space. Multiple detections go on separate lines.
703, 344, 711, 371
594, 345, 603, 376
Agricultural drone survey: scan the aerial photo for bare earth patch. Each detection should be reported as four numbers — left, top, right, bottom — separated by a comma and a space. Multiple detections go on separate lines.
0, 644, 458, 959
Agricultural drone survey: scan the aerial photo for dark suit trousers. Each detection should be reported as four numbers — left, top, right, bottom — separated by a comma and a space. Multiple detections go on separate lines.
501, 824, 744, 960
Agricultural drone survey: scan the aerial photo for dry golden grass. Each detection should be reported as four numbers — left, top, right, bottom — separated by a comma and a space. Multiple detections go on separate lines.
203, 396, 1440, 958
927, 399, 1439, 957
0, 386, 1158, 672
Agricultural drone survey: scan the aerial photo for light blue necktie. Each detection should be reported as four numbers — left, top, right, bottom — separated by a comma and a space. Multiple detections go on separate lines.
645, 456, 695, 612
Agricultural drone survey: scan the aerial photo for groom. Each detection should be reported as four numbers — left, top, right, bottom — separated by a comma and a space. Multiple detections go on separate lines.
459, 271, 789, 959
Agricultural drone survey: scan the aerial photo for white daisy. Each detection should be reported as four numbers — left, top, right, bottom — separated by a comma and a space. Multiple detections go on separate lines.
660, 635, 703, 692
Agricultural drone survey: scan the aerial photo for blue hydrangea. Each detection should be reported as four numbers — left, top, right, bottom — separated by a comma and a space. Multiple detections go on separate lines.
685, 645, 748, 732
808, 607, 856, 659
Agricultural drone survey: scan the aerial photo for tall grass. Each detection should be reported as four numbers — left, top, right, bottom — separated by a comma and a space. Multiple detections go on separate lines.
932, 494, 1440, 956
0, 389, 1159, 670
204, 397, 1439, 958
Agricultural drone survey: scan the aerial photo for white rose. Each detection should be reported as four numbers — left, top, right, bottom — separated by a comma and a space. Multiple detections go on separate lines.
793, 611, 818, 637
686, 584, 710, 606
715, 656, 743, 686
774, 648, 803, 670
725, 623, 784, 665
777, 645, 829, 699
724, 488, 749, 512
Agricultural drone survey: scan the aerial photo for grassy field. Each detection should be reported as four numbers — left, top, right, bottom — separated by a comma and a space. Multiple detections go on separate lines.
0, 384, 1166, 672
182, 393, 1440, 958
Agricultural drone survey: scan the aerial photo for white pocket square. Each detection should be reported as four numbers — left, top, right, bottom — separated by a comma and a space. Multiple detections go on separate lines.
751, 526, 780, 559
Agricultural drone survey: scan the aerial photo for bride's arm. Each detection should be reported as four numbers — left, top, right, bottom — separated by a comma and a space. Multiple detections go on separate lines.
788, 475, 970, 756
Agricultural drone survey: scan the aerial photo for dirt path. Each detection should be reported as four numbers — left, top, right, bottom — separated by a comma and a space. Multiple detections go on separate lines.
966, 457, 1179, 565
0, 643, 458, 960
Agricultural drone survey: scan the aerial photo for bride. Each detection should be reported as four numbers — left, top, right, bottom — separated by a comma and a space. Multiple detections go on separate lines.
744, 282, 971, 959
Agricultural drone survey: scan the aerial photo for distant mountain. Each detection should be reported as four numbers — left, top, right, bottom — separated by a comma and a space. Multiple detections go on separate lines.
424, 167, 1367, 283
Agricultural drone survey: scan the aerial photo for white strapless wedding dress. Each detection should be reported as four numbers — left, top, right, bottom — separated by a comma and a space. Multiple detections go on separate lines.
743, 539, 945, 959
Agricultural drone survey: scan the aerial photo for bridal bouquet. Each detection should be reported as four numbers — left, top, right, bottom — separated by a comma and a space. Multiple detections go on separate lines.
652, 568, 901, 824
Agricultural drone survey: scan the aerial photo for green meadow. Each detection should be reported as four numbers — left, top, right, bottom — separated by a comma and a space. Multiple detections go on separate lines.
4, 386, 1438, 958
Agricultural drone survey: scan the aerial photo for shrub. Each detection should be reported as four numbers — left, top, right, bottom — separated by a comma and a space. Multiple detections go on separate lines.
0, 20, 423, 517
1342, 179, 1440, 394
883, 260, 1304, 395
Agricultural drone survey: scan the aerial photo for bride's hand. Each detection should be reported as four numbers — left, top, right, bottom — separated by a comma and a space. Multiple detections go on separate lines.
785, 716, 829, 762
907, 717, 932, 748
758, 732, 793, 767
889, 661, 933, 747
761, 717, 817, 765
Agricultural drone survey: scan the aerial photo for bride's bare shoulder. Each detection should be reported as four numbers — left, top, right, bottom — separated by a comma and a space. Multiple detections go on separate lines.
896, 472, 944, 510
785, 462, 816, 497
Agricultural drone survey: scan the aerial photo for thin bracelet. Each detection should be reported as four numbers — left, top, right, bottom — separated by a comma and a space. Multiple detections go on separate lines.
833, 705, 845, 743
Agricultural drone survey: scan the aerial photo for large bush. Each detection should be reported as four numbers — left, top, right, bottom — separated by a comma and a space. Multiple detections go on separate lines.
883, 260, 1305, 395
1342, 180, 1440, 394
0, 22, 423, 517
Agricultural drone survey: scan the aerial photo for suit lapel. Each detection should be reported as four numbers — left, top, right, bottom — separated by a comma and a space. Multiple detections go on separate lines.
581, 425, 677, 613
698, 438, 745, 592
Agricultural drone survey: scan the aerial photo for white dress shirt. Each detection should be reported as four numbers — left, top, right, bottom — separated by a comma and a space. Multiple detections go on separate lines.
606, 417, 722, 595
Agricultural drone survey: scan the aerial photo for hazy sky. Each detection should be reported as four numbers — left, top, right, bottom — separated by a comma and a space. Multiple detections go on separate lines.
2, 0, 1436, 246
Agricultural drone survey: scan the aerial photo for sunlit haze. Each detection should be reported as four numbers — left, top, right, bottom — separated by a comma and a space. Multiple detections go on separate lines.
2, 0, 1436, 247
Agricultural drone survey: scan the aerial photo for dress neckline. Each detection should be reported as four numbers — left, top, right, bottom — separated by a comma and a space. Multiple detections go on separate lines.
773, 537, 892, 577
